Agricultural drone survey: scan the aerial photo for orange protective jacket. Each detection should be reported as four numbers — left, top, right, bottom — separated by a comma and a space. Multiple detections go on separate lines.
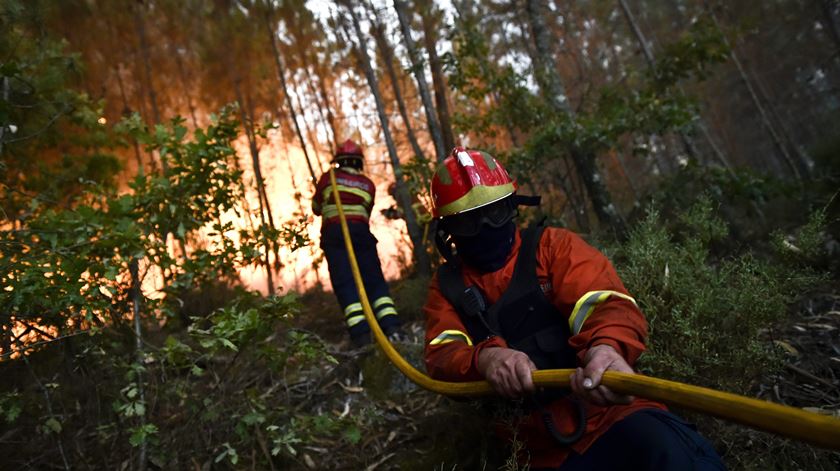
423, 227, 665, 468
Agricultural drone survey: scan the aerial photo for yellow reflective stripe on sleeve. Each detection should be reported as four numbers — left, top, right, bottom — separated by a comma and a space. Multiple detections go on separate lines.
346, 314, 366, 327
344, 302, 362, 317
321, 185, 372, 205
375, 307, 398, 319
429, 330, 473, 347
568, 290, 637, 335
323, 205, 370, 219
373, 296, 395, 309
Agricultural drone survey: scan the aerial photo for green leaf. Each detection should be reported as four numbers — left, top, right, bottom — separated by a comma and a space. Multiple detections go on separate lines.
343, 426, 361, 445
5, 405, 21, 423
220, 338, 238, 351
45, 417, 62, 434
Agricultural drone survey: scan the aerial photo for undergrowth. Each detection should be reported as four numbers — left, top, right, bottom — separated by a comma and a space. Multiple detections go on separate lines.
611, 196, 837, 470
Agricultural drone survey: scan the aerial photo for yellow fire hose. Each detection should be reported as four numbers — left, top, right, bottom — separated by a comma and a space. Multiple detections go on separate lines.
328, 168, 840, 450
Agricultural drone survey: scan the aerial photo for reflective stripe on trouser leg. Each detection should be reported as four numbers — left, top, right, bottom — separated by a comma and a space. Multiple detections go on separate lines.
372, 296, 397, 320
322, 224, 369, 338
355, 234, 401, 332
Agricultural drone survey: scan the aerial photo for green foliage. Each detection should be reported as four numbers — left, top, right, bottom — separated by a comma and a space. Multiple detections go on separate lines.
649, 19, 730, 91
1, 0, 121, 216
615, 197, 824, 391
1, 108, 270, 349
0, 391, 22, 423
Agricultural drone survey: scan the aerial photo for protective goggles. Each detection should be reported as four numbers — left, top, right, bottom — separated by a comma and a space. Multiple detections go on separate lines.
439, 197, 517, 237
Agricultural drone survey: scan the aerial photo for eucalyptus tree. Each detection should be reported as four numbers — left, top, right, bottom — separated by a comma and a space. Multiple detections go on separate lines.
260, 0, 320, 184
393, 0, 447, 162
418, 0, 456, 152
336, 1, 431, 275
524, 0, 624, 231
367, 0, 427, 163
194, 0, 279, 293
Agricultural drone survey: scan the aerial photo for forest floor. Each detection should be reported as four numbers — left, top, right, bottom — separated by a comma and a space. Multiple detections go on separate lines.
291, 283, 840, 471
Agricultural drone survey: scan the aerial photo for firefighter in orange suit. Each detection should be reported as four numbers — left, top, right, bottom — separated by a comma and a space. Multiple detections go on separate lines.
313, 139, 402, 347
423, 147, 725, 470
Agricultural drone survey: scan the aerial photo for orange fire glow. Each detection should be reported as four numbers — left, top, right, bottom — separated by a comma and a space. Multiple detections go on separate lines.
232, 132, 413, 295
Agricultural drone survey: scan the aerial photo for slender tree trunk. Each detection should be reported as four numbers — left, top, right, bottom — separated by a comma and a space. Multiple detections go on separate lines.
299, 58, 336, 152
133, 2, 165, 173
525, 0, 623, 232
291, 79, 327, 171
114, 64, 145, 173
618, 0, 734, 173
748, 58, 812, 176
419, 1, 456, 152
233, 79, 276, 295
244, 90, 278, 231
707, 5, 802, 181
173, 51, 199, 128
314, 63, 341, 147
393, 0, 447, 162
342, 3, 431, 276
264, 10, 319, 184
525, 0, 572, 114
129, 259, 147, 471
368, 4, 427, 162
0, 77, 8, 157
819, 0, 840, 51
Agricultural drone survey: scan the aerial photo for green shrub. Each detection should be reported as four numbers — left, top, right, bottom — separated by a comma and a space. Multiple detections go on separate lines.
611, 197, 838, 469
617, 196, 822, 390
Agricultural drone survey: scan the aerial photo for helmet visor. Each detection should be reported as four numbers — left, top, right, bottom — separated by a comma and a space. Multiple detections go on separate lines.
440, 197, 516, 237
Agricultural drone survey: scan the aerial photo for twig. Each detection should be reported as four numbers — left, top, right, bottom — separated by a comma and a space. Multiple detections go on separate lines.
0, 330, 93, 360
364, 452, 395, 471
23, 355, 70, 470
785, 363, 840, 391
130, 258, 148, 471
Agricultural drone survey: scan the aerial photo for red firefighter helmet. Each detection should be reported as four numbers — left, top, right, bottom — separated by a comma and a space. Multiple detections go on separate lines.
430, 147, 516, 218
334, 139, 364, 162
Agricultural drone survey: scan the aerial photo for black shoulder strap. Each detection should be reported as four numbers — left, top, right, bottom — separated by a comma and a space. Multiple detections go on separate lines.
436, 262, 466, 314
485, 225, 546, 332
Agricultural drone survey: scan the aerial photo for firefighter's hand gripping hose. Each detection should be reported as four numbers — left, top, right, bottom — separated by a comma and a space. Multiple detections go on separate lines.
327, 168, 840, 450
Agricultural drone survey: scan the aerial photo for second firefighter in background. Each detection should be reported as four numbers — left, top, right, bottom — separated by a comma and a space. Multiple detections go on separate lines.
313, 139, 402, 347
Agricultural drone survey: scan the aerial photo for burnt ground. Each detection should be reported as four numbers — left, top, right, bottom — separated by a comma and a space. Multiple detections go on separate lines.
289, 285, 840, 471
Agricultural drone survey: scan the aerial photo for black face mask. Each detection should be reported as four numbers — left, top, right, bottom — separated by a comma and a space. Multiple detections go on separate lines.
453, 221, 516, 273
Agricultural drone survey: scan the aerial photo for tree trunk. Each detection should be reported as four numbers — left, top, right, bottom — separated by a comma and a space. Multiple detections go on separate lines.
392, 0, 447, 162
819, 0, 840, 51
707, 5, 803, 181
524, 0, 572, 115
132, 1, 165, 173
314, 62, 341, 147
618, 0, 734, 174
0, 76, 8, 157
419, 1, 456, 152
342, 3, 431, 276
291, 79, 327, 171
525, 0, 623, 232
233, 79, 276, 295
299, 57, 336, 153
129, 258, 147, 471
114, 64, 145, 173
173, 51, 199, 128
368, 4, 427, 163
264, 10, 319, 184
